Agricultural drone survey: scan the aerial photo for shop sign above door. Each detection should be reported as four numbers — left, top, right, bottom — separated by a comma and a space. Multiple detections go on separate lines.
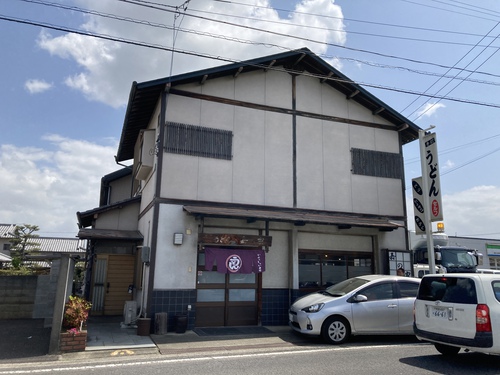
198, 233, 272, 247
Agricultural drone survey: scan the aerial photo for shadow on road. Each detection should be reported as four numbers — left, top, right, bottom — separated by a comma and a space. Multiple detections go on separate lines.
0, 319, 52, 363
401, 351, 500, 375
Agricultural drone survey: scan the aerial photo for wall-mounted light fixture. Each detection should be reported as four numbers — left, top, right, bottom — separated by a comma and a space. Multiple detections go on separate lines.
173, 233, 183, 245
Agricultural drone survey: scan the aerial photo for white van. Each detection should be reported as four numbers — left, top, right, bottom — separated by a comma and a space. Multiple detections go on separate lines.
414, 273, 500, 355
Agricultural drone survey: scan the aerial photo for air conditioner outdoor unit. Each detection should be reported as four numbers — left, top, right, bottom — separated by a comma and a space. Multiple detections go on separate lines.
123, 301, 137, 326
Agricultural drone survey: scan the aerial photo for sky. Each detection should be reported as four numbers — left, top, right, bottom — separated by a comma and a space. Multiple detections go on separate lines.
2, 0, 500, 240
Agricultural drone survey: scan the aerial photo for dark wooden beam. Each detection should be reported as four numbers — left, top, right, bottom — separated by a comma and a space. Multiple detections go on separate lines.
234, 67, 244, 78
198, 233, 272, 247
347, 90, 359, 99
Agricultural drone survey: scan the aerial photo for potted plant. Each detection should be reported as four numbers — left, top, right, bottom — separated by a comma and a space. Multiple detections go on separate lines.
60, 295, 92, 353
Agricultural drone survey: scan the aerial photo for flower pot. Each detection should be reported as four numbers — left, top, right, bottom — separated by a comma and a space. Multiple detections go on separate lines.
59, 330, 87, 353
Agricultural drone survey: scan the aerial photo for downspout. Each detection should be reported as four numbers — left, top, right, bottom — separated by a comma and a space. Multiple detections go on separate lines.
399, 130, 412, 263
145, 84, 169, 318
290, 73, 298, 305
292, 74, 297, 208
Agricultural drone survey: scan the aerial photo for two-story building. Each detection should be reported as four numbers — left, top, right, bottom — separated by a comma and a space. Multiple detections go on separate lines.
77, 48, 421, 331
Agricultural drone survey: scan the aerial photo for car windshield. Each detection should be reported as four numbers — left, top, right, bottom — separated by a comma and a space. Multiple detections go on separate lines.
441, 249, 476, 269
324, 277, 371, 296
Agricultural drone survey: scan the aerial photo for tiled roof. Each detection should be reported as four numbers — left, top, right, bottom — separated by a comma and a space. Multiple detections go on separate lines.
0, 224, 86, 254
0, 224, 16, 238
33, 237, 86, 254
0, 253, 11, 262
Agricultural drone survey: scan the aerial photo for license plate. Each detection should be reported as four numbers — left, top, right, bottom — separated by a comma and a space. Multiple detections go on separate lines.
431, 306, 451, 320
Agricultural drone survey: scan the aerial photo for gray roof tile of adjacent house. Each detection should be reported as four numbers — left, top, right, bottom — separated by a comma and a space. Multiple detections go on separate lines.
0, 224, 16, 238
0, 224, 85, 254
33, 237, 86, 254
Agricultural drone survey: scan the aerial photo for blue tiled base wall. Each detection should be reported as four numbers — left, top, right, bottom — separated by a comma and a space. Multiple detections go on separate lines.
151, 288, 303, 329
261, 289, 291, 326
151, 289, 197, 332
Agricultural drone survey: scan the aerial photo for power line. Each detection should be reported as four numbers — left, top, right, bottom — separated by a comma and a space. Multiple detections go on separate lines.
441, 145, 500, 176
216, 0, 500, 34
4, 12, 500, 110
405, 133, 500, 164
187, 4, 500, 49
118, 0, 500, 80
402, 0, 500, 22
406, 22, 500, 120
18, 0, 500, 85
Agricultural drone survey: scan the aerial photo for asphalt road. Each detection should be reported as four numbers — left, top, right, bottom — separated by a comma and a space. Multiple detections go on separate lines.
0, 319, 53, 363
1, 335, 500, 375
2, 321, 500, 375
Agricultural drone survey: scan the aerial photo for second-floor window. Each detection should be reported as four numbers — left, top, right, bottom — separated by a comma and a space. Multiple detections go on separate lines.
351, 148, 403, 179
165, 122, 233, 160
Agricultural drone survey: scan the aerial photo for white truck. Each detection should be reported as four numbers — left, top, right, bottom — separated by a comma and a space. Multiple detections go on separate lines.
412, 233, 478, 278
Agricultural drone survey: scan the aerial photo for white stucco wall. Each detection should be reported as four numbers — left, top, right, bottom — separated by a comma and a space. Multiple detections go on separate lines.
150, 208, 408, 291
156, 67, 404, 218
94, 203, 140, 231
261, 229, 289, 288
153, 204, 198, 290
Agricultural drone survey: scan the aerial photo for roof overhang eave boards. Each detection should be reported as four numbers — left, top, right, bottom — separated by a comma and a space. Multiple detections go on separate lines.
116, 48, 421, 162
77, 228, 144, 241
183, 205, 403, 231
77, 196, 141, 228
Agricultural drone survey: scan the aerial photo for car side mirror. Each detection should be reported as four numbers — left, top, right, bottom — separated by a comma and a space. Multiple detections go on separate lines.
353, 294, 368, 302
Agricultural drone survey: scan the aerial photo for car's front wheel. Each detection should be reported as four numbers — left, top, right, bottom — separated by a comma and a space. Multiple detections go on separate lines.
434, 343, 461, 356
321, 316, 350, 344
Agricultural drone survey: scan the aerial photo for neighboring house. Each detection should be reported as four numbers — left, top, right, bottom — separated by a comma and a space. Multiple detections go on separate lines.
77, 48, 421, 329
77, 168, 143, 315
0, 224, 16, 256
0, 223, 85, 267
0, 252, 12, 268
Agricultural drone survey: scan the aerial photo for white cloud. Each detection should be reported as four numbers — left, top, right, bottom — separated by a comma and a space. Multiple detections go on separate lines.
36, 0, 345, 108
0, 137, 119, 237
441, 159, 455, 171
24, 79, 53, 94
9, 0, 347, 237
407, 185, 500, 239
415, 102, 446, 118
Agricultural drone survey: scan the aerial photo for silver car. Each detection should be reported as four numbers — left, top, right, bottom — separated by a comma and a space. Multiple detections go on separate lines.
289, 274, 421, 344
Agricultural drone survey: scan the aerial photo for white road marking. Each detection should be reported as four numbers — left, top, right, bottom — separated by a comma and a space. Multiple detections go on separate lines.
0, 344, 425, 374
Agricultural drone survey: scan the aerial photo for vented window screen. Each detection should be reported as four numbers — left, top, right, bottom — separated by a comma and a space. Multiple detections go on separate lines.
351, 148, 403, 179
165, 122, 233, 160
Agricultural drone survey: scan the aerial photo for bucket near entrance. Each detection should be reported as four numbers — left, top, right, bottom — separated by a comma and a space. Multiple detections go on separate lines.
175, 314, 188, 333
137, 318, 151, 336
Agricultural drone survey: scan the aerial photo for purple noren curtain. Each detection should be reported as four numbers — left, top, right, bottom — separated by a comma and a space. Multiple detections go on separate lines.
204, 247, 266, 274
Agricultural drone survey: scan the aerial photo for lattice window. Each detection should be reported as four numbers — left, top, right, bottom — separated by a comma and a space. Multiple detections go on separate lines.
165, 122, 233, 160
351, 148, 403, 179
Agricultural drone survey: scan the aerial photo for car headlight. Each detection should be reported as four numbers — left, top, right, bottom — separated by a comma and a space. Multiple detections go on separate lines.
302, 303, 324, 313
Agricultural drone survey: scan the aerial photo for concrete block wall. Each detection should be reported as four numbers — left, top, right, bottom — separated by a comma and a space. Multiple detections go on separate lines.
0, 261, 60, 321
0, 275, 38, 319
33, 260, 60, 322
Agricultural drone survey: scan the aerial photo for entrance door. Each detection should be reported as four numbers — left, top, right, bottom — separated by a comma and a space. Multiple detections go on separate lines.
90, 254, 135, 316
195, 268, 260, 327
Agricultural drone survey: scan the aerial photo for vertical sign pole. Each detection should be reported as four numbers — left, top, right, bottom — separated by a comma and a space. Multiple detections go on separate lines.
419, 128, 436, 274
